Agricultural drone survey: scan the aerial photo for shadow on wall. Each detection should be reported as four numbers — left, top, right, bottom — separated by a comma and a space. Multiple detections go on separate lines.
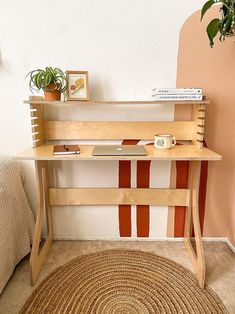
176, 7, 235, 246
0, 47, 8, 72
0, 49, 3, 68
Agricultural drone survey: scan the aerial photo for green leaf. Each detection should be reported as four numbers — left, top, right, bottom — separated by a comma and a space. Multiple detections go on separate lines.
206, 18, 221, 47
36, 72, 45, 89
35, 73, 41, 89
46, 67, 55, 80
25, 69, 42, 82
201, 0, 215, 21
54, 68, 64, 77
44, 72, 52, 87
223, 13, 233, 35
221, 1, 234, 16
30, 73, 38, 91
54, 75, 68, 93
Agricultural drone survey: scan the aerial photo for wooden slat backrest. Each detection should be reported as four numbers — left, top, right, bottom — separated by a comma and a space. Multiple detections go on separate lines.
44, 121, 194, 141
28, 96, 207, 146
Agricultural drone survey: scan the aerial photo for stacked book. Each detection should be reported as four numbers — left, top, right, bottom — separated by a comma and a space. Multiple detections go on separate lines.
151, 88, 203, 101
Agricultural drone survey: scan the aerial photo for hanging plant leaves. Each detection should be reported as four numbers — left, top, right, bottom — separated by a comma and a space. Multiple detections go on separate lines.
222, 13, 233, 37
201, 0, 235, 47
206, 18, 221, 47
201, 0, 216, 21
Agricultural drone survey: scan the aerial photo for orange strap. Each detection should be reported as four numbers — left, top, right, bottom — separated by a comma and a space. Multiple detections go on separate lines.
137, 160, 151, 237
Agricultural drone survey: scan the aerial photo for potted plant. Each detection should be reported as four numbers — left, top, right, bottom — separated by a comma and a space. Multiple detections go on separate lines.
201, 0, 235, 47
26, 67, 68, 101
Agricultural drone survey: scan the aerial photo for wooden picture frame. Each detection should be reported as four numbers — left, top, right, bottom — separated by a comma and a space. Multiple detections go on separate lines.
66, 71, 89, 101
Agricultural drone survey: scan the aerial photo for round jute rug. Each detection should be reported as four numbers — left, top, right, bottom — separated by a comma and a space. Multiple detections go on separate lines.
21, 250, 228, 314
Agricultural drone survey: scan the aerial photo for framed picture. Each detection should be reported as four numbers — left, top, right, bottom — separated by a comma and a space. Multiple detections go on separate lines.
66, 71, 89, 101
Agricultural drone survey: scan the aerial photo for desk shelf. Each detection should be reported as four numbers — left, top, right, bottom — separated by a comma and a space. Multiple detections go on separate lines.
26, 96, 208, 149
24, 99, 211, 106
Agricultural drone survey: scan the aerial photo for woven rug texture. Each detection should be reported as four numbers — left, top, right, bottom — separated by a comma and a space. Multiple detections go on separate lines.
20, 249, 228, 314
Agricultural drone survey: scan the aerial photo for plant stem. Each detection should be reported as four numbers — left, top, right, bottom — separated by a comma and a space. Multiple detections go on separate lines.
221, 0, 234, 13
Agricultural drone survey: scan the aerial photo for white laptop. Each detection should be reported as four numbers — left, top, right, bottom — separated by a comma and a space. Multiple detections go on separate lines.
92, 145, 147, 156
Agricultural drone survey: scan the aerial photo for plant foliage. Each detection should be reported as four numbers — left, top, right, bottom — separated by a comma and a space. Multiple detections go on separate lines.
201, 0, 235, 47
26, 67, 68, 94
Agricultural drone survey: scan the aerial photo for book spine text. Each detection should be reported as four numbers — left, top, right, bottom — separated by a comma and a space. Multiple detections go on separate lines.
152, 88, 203, 95
152, 94, 203, 100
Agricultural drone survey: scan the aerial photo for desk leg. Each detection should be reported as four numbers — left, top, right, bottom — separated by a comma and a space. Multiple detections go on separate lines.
30, 160, 53, 285
184, 160, 205, 289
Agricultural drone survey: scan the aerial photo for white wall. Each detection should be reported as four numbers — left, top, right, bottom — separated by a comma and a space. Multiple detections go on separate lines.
0, 0, 205, 239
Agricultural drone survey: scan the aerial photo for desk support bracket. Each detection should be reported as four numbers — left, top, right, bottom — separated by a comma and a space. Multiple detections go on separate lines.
184, 161, 205, 289
30, 160, 53, 285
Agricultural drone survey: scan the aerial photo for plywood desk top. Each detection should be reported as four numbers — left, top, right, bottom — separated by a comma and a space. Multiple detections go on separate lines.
14, 144, 222, 161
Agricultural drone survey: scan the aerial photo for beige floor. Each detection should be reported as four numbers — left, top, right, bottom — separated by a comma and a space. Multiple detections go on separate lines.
0, 241, 234, 314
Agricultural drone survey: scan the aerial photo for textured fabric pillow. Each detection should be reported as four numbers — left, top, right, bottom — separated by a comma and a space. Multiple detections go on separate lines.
0, 156, 35, 293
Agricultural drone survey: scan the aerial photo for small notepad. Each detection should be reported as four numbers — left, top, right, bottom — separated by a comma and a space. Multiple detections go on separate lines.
53, 145, 80, 155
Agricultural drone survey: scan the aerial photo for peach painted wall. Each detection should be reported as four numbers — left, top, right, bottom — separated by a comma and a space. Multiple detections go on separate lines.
176, 7, 235, 245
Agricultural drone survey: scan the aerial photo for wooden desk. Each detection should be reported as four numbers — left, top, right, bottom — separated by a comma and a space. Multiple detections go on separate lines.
16, 144, 221, 161
14, 97, 222, 288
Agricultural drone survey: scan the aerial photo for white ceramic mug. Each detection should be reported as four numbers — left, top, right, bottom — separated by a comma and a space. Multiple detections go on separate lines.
154, 134, 176, 149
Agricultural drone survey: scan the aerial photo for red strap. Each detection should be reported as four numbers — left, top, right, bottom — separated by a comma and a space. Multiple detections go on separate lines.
199, 159, 208, 231
193, 140, 208, 236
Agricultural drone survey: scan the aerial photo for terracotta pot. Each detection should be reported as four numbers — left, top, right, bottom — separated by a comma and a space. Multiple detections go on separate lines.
44, 83, 61, 101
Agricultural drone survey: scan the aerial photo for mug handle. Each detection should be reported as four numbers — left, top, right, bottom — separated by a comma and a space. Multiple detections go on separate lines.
171, 137, 176, 147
